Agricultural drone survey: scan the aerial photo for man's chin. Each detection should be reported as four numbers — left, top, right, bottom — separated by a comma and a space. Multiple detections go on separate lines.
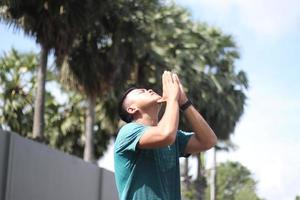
156, 97, 165, 103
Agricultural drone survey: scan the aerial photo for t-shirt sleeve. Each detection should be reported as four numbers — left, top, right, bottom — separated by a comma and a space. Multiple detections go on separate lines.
177, 130, 193, 157
115, 123, 148, 153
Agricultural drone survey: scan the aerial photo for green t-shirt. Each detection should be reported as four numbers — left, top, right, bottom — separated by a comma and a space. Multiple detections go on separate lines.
114, 122, 193, 200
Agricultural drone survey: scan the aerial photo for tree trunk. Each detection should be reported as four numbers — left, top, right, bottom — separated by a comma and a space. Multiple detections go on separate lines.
32, 46, 48, 140
83, 94, 96, 162
184, 157, 190, 188
210, 147, 217, 200
182, 157, 191, 197
195, 153, 206, 200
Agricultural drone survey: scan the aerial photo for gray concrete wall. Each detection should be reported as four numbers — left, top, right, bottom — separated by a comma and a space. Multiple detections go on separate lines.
0, 131, 10, 200
0, 130, 118, 200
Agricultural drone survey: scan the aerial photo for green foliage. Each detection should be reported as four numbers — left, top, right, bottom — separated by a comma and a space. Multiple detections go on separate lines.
118, 3, 248, 140
0, 1, 248, 161
60, 0, 248, 162
0, 0, 86, 55
0, 49, 110, 158
0, 49, 36, 137
295, 195, 300, 200
0, 0, 90, 139
205, 161, 263, 200
46, 91, 111, 158
182, 187, 197, 200
60, 0, 162, 96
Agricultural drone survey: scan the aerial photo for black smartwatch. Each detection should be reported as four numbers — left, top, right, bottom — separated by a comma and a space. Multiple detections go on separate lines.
180, 99, 192, 111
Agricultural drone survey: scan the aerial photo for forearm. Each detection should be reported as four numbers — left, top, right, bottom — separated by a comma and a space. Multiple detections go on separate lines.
136, 100, 180, 149
184, 105, 217, 147
158, 99, 179, 141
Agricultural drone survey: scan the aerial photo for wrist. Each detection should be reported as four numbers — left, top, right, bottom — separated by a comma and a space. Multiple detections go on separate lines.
179, 97, 188, 106
180, 99, 192, 111
167, 98, 179, 104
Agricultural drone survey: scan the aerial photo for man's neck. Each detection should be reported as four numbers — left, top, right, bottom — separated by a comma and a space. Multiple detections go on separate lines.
134, 106, 159, 126
135, 115, 158, 126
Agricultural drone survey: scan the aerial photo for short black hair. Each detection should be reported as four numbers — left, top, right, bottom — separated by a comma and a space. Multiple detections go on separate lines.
118, 87, 137, 123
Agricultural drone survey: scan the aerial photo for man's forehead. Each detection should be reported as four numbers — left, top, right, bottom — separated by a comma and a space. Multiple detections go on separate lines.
127, 88, 145, 97
121, 88, 143, 108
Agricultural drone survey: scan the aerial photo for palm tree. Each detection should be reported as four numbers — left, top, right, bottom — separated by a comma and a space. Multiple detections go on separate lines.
0, 0, 86, 140
0, 49, 37, 136
59, 0, 159, 162
0, 48, 112, 158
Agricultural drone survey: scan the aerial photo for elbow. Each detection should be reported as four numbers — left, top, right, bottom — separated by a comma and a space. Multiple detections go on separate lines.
206, 134, 218, 149
211, 136, 218, 148
202, 134, 218, 150
212, 133, 218, 145
166, 133, 176, 145
161, 130, 176, 146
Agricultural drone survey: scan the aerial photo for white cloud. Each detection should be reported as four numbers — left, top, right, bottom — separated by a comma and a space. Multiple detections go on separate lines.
234, 0, 300, 38
176, 0, 300, 39
214, 82, 300, 200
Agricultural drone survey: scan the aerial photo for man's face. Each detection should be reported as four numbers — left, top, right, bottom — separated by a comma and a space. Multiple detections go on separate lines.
123, 88, 162, 111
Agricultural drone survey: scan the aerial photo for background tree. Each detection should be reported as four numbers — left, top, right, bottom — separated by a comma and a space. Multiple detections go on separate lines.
0, 0, 86, 140
0, 49, 36, 136
204, 161, 263, 200
209, 141, 237, 200
60, 0, 162, 162
0, 49, 111, 158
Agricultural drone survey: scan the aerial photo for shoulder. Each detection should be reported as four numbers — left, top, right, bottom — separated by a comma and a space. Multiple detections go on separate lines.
115, 122, 149, 153
115, 122, 147, 144
117, 123, 146, 137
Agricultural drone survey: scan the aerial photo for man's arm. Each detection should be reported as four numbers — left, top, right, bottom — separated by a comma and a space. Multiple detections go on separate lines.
138, 71, 180, 149
183, 105, 217, 154
138, 99, 179, 148
175, 75, 217, 154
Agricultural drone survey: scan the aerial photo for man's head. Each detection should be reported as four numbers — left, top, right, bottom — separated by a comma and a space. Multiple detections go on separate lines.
118, 87, 162, 123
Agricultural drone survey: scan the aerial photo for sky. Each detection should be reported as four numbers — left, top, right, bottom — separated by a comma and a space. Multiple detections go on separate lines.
172, 0, 300, 199
1, 1, 300, 199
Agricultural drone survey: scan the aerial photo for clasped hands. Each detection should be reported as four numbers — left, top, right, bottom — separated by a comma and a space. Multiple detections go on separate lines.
157, 71, 188, 106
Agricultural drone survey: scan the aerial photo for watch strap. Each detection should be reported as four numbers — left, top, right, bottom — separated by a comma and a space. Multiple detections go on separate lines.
180, 99, 192, 111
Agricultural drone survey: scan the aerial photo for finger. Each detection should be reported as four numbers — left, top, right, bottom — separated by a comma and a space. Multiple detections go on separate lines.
173, 73, 180, 85
157, 73, 167, 103
175, 73, 182, 84
162, 71, 167, 93
166, 71, 173, 83
175, 74, 185, 93
161, 71, 168, 100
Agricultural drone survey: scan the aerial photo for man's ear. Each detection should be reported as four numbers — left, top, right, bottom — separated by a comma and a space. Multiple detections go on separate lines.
127, 106, 138, 115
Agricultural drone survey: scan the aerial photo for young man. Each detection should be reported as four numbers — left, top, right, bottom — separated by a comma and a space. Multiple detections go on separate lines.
114, 71, 217, 200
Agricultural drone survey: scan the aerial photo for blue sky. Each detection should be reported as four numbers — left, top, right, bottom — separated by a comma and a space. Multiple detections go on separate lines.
173, 0, 300, 199
1, 1, 300, 199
